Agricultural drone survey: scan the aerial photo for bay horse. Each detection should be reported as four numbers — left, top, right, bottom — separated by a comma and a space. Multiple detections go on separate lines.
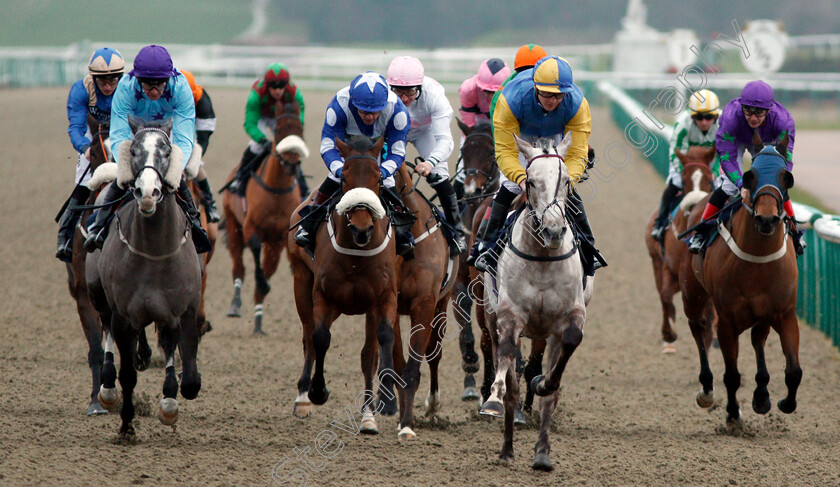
188, 163, 218, 336
479, 135, 593, 471
453, 119, 497, 402
85, 117, 203, 438
222, 101, 308, 334
682, 136, 800, 426
644, 145, 716, 353
378, 163, 458, 439
64, 114, 112, 415
288, 136, 399, 435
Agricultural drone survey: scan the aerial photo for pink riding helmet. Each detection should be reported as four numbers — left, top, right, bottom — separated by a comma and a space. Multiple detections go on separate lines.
475, 58, 510, 92
387, 56, 424, 87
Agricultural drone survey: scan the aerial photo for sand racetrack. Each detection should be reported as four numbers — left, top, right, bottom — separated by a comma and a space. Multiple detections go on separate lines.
1, 87, 839, 486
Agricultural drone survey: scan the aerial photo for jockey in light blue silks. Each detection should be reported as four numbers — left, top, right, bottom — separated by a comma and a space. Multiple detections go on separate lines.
292, 71, 416, 258
56, 47, 125, 262
83, 44, 212, 254
687, 80, 804, 256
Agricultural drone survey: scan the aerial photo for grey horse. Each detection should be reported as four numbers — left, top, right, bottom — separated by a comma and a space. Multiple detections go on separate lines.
479, 135, 594, 471
85, 117, 203, 438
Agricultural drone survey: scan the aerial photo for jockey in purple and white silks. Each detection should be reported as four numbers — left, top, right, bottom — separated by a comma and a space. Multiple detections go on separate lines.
386, 56, 466, 255
688, 80, 802, 255
293, 71, 416, 257
83, 44, 212, 255
55, 47, 126, 263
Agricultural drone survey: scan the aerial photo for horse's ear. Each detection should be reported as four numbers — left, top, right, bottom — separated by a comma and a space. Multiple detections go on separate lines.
128, 115, 144, 134
161, 118, 173, 135
703, 146, 716, 164
372, 135, 386, 156
335, 137, 350, 158
777, 168, 794, 190
513, 134, 531, 154
751, 129, 763, 154
556, 133, 573, 157
742, 169, 757, 193
87, 114, 98, 133
456, 117, 470, 136
776, 133, 790, 158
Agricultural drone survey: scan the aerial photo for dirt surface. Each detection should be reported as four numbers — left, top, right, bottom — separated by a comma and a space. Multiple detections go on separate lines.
1, 87, 839, 486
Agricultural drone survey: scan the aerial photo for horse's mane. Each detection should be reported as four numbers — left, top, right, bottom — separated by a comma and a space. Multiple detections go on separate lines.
345, 135, 377, 154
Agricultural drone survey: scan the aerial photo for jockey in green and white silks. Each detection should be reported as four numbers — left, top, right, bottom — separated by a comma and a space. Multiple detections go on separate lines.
650, 89, 721, 240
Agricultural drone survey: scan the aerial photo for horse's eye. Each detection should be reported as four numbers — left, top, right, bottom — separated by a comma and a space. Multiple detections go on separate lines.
129, 148, 135, 156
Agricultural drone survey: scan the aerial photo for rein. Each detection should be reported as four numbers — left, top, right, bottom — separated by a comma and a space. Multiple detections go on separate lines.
717, 221, 789, 263
115, 211, 189, 261
326, 213, 393, 257
505, 215, 578, 262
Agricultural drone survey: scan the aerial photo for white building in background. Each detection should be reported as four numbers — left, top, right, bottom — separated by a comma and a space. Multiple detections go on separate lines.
612, 0, 699, 73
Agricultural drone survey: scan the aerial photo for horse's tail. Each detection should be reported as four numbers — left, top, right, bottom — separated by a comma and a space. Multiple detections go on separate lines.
86, 162, 118, 191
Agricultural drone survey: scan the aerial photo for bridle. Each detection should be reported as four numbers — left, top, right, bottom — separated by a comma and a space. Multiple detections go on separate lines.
460, 130, 499, 202
524, 153, 569, 229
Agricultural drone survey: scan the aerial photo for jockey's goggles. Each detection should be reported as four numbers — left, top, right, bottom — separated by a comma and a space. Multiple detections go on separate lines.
94, 74, 121, 85
391, 86, 420, 98
536, 89, 565, 100
742, 105, 768, 117
692, 113, 717, 121
357, 109, 381, 117
138, 78, 167, 92
268, 80, 288, 89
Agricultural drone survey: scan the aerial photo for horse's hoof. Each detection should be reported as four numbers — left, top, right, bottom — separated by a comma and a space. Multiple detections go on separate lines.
514, 405, 527, 425
530, 375, 549, 397
98, 386, 118, 411
424, 391, 441, 417
86, 401, 108, 416
531, 453, 554, 472
778, 398, 797, 414
753, 396, 772, 415
119, 423, 136, 440
696, 389, 714, 408
360, 416, 379, 435
226, 304, 241, 318
479, 399, 504, 418
134, 355, 150, 372
308, 388, 330, 406
461, 386, 480, 402
293, 393, 312, 418
397, 426, 416, 440
180, 374, 201, 400
661, 342, 676, 354
252, 326, 267, 336
712, 337, 720, 349
158, 398, 179, 426
377, 396, 399, 417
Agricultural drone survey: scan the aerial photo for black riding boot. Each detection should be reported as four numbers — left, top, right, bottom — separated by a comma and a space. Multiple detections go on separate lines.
472, 186, 517, 272
195, 177, 220, 223
84, 183, 127, 252
569, 190, 607, 277
651, 182, 680, 241
453, 179, 465, 201
294, 178, 341, 252
56, 185, 91, 262
176, 178, 213, 254
296, 166, 310, 203
228, 146, 264, 195
431, 178, 468, 255
380, 186, 417, 260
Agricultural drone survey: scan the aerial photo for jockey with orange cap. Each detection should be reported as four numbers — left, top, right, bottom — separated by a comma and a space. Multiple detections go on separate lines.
386, 55, 466, 255
227, 62, 307, 197
471, 56, 606, 277
180, 69, 220, 223
56, 47, 125, 262
650, 89, 722, 241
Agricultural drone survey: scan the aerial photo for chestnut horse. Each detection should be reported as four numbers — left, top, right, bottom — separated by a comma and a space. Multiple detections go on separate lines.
288, 136, 399, 436
453, 119, 497, 402
187, 178, 217, 335
682, 137, 800, 426
644, 145, 715, 353
381, 163, 458, 439
64, 115, 112, 415
223, 101, 307, 334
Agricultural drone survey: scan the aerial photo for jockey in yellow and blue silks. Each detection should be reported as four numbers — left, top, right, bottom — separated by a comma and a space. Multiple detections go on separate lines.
56, 47, 125, 262
470, 55, 606, 276
293, 71, 415, 257
83, 44, 211, 254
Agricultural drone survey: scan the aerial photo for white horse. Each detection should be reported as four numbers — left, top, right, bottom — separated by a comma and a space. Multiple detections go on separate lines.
479, 134, 593, 471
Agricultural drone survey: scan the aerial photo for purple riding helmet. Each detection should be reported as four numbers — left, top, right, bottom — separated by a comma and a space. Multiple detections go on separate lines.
129, 45, 177, 79
739, 80, 774, 109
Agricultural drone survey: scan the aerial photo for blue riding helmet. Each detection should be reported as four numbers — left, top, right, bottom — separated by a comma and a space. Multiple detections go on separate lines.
349, 72, 389, 112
